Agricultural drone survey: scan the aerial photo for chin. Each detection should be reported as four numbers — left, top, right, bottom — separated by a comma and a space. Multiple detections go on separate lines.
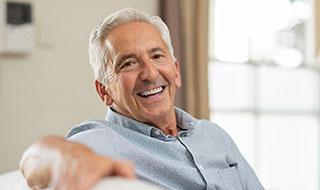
146, 107, 170, 118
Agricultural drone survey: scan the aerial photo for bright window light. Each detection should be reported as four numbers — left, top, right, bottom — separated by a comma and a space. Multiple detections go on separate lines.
275, 48, 304, 67
209, 0, 318, 189
212, 0, 311, 64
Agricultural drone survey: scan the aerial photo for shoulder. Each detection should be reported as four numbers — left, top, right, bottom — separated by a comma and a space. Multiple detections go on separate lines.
175, 107, 230, 139
65, 119, 125, 156
66, 119, 112, 138
194, 119, 226, 135
195, 119, 238, 148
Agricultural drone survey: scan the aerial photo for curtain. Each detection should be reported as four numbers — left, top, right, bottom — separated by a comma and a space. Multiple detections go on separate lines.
160, 0, 210, 119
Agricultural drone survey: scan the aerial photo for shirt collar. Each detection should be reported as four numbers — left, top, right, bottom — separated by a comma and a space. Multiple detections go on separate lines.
105, 107, 197, 140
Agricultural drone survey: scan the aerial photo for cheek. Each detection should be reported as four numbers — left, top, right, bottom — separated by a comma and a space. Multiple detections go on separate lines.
164, 66, 180, 85
117, 75, 136, 94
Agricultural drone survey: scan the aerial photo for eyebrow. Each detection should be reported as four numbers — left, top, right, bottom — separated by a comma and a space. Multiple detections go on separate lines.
114, 53, 136, 67
148, 47, 165, 54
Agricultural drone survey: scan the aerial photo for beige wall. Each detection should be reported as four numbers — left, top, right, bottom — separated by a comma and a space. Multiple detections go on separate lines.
0, 0, 159, 173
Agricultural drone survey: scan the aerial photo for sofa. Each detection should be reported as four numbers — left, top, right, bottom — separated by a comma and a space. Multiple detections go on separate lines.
0, 170, 163, 190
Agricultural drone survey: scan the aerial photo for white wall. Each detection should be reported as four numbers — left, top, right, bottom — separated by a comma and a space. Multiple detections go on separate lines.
0, 0, 159, 173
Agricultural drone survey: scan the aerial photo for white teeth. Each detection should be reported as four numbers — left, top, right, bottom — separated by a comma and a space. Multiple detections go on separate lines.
139, 87, 163, 97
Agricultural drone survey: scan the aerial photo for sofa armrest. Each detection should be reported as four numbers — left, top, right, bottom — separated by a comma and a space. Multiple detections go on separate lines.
0, 170, 163, 190
0, 170, 30, 189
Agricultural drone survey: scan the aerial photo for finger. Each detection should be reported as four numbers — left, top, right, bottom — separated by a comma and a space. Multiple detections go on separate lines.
112, 160, 136, 179
55, 156, 82, 190
76, 159, 136, 190
20, 156, 52, 189
76, 156, 118, 188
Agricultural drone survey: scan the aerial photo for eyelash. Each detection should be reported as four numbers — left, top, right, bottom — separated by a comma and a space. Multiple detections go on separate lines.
152, 54, 164, 59
117, 53, 165, 71
119, 60, 137, 70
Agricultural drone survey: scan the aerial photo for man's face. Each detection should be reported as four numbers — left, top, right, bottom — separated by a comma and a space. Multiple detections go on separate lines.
102, 21, 181, 125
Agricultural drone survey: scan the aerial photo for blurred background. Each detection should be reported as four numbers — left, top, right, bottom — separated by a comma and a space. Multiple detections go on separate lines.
0, 0, 319, 189
0, 0, 159, 174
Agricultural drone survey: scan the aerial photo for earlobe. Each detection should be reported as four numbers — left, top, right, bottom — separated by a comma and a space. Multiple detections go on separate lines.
174, 61, 182, 87
103, 94, 113, 106
95, 80, 113, 106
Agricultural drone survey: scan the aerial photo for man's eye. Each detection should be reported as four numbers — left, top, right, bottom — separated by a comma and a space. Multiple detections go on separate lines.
152, 54, 164, 60
119, 60, 137, 70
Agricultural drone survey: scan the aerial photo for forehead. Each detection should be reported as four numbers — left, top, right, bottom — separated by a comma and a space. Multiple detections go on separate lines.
106, 21, 168, 54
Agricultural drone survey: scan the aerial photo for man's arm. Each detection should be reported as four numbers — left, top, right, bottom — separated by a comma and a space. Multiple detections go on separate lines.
20, 135, 135, 190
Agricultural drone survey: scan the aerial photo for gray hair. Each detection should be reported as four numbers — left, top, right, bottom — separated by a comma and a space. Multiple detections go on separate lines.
88, 7, 175, 85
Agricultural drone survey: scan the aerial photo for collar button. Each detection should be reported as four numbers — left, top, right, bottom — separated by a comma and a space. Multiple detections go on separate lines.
154, 130, 160, 136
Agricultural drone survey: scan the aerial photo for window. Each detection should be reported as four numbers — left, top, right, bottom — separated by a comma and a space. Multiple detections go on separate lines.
209, 0, 319, 189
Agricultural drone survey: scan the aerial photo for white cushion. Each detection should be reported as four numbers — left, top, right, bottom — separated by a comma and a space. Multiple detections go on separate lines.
93, 177, 164, 190
0, 170, 30, 190
0, 170, 163, 190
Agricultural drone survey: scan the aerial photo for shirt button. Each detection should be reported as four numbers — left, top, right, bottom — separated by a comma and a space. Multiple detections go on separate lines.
154, 130, 160, 136
180, 132, 188, 137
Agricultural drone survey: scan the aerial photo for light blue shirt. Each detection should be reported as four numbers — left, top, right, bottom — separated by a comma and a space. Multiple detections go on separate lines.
67, 107, 264, 190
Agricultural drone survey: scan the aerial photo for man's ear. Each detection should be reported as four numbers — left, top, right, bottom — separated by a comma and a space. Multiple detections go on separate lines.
95, 80, 113, 106
174, 60, 182, 88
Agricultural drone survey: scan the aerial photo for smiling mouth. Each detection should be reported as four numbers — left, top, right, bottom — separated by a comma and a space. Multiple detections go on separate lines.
137, 86, 166, 97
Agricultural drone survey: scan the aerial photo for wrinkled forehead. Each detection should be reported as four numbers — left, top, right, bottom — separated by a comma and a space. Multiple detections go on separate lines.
105, 21, 169, 57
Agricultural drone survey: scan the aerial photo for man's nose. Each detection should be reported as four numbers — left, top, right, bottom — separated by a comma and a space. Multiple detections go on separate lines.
139, 60, 158, 81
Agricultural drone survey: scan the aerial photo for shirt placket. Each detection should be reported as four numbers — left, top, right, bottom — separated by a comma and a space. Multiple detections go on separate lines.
176, 130, 211, 190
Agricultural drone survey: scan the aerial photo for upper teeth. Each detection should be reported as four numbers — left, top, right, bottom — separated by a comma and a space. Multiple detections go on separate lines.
140, 87, 163, 97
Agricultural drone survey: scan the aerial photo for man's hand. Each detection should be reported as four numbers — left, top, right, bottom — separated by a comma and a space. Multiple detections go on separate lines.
19, 135, 135, 190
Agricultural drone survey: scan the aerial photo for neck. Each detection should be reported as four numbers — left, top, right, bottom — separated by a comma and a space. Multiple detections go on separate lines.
149, 109, 178, 137
110, 107, 178, 136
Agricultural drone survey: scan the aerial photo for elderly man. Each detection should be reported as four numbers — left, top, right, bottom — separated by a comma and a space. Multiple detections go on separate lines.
20, 8, 264, 190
